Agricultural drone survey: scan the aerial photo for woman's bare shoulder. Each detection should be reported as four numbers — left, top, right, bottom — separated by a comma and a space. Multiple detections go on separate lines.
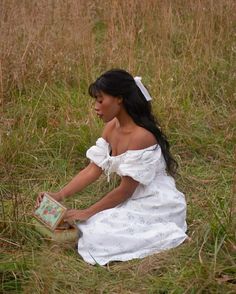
129, 127, 157, 150
101, 118, 117, 140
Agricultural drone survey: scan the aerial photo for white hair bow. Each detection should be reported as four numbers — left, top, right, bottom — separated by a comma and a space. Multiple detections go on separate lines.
134, 76, 152, 101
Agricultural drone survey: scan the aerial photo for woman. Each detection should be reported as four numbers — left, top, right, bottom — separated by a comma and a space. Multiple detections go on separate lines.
36, 69, 187, 265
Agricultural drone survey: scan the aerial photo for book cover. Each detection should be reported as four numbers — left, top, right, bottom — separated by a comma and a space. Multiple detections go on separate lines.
33, 193, 67, 231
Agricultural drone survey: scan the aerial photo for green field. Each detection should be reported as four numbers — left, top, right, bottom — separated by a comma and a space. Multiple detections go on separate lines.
0, 1, 235, 293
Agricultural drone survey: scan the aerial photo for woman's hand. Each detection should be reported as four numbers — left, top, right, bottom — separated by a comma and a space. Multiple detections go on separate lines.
35, 191, 63, 208
63, 209, 92, 222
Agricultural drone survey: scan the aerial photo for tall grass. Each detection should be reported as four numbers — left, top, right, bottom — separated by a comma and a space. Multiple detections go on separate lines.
1, 0, 235, 293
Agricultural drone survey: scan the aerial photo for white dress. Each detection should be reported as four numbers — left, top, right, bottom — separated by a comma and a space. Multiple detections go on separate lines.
77, 137, 187, 265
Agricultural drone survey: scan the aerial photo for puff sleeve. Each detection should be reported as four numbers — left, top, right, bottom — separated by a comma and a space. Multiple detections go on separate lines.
117, 146, 166, 185
86, 138, 110, 170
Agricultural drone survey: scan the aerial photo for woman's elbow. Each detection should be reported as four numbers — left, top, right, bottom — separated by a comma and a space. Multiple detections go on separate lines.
119, 177, 139, 198
118, 186, 137, 200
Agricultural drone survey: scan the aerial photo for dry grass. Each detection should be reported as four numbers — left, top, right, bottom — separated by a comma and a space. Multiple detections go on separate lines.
0, 0, 235, 293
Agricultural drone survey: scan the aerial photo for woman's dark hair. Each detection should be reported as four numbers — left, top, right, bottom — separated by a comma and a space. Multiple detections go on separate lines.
88, 69, 178, 176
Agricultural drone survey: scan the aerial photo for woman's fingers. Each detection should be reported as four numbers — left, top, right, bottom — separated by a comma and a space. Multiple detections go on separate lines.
64, 209, 77, 221
64, 209, 91, 222
35, 191, 62, 209
35, 192, 45, 208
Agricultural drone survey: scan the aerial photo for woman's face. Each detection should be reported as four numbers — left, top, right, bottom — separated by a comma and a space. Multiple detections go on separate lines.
94, 92, 122, 122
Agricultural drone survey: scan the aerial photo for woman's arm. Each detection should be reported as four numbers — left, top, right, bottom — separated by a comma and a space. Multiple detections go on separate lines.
59, 163, 102, 198
64, 176, 139, 221
36, 163, 102, 207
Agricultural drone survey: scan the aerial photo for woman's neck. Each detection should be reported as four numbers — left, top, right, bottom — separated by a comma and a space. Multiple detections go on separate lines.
115, 109, 136, 132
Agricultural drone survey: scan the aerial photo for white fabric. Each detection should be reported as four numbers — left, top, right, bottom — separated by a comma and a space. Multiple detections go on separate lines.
77, 138, 187, 265
134, 76, 152, 101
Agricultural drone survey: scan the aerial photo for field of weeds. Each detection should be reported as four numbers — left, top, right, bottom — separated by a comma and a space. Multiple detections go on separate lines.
0, 0, 235, 293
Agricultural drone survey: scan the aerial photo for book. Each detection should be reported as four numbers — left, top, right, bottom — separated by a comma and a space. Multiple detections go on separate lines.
32, 218, 79, 243
33, 193, 79, 243
33, 193, 67, 231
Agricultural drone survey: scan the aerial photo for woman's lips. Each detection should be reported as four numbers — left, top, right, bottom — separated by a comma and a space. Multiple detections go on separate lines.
96, 113, 103, 118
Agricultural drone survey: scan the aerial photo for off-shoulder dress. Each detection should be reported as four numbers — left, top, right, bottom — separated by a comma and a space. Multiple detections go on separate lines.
77, 137, 187, 265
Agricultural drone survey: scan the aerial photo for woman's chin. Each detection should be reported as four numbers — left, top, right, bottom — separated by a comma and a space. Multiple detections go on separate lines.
103, 117, 115, 123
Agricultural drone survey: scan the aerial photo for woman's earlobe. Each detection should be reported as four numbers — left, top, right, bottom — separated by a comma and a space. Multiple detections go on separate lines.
118, 97, 123, 104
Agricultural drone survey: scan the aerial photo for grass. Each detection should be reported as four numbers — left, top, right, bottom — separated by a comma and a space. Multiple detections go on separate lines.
0, 0, 236, 293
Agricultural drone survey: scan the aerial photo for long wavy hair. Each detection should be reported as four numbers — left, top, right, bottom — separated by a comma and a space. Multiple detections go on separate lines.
88, 69, 178, 176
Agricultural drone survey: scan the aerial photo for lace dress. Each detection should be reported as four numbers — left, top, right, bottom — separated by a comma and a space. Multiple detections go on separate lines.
77, 137, 187, 265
